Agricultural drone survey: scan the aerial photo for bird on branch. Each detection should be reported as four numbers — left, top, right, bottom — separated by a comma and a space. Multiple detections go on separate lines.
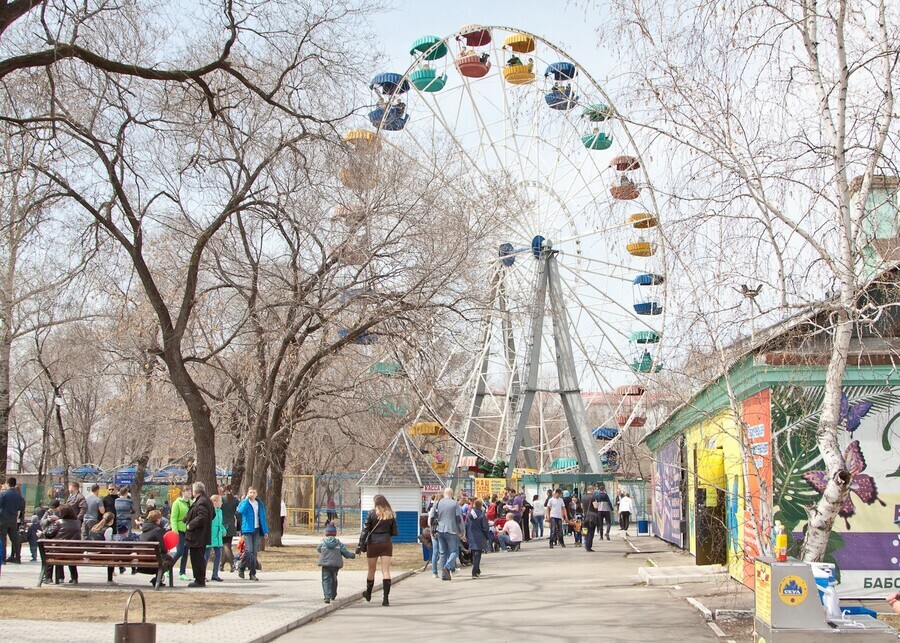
738, 284, 763, 298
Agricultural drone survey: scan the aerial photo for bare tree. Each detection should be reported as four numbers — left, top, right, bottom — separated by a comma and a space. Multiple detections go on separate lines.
200, 143, 490, 543
1, 1, 380, 491
595, 0, 898, 560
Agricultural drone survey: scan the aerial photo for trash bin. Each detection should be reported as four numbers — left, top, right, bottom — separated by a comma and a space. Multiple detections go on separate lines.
114, 589, 156, 643
637, 519, 649, 535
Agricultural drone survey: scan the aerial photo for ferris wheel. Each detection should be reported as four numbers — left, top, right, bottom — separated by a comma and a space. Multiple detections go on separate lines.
339, 25, 667, 479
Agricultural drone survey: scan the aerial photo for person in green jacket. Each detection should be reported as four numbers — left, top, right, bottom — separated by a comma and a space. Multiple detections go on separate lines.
205, 495, 225, 582
170, 486, 192, 580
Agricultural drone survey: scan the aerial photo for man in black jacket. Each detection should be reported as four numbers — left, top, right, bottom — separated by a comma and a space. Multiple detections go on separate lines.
0, 477, 26, 563
582, 484, 600, 551
184, 481, 214, 588
596, 483, 615, 541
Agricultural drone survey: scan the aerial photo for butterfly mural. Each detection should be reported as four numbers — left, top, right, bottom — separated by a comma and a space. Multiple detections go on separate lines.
839, 391, 873, 434
801, 440, 886, 529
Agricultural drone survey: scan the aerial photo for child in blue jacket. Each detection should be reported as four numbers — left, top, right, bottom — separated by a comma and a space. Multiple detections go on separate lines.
316, 524, 356, 603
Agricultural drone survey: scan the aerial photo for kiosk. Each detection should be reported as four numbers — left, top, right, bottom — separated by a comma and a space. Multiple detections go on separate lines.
754, 557, 897, 642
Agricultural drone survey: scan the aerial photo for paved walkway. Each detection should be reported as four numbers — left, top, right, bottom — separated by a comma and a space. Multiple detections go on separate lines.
279, 534, 721, 643
0, 558, 411, 642
0, 533, 734, 642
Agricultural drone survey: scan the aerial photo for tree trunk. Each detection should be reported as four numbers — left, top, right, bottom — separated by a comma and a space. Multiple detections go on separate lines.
265, 430, 291, 547
131, 446, 152, 523
52, 387, 70, 486
801, 309, 854, 561
243, 413, 269, 495
164, 355, 217, 494
230, 449, 246, 497
0, 328, 10, 477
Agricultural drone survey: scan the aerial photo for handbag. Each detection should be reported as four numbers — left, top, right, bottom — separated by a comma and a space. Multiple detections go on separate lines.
362, 518, 383, 552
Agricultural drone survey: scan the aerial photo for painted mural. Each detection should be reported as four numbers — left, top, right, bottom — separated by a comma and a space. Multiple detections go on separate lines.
651, 438, 683, 547
741, 389, 773, 589
772, 384, 900, 598
684, 410, 745, 580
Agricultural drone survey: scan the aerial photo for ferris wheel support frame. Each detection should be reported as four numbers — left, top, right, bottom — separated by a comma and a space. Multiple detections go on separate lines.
452, 261, 536, 472
506, 242, 602, 485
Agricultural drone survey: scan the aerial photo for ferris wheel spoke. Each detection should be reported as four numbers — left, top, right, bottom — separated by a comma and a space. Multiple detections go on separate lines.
557, 254, 662, 293
556, 275, 635, 361
556, 262, 634, 286
559, 272, 663, 338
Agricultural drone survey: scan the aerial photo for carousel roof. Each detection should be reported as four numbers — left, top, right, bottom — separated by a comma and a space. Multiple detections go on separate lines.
358, 428, 445, 488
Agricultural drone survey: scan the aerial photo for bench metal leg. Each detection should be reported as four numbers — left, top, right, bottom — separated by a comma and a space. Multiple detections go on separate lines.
37, 564, 46, 587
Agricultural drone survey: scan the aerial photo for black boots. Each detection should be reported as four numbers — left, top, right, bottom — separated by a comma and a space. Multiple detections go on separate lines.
363, 578, 390, 605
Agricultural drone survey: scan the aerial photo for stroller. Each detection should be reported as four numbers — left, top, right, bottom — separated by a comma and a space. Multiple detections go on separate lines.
458, 536, 472, 567
234, 535, 262, 572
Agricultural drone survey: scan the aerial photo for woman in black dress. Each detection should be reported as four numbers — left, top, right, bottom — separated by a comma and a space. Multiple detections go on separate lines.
358, 494, 398, 606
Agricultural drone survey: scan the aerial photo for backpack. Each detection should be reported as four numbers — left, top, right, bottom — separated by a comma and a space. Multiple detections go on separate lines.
486, 503, 497, 521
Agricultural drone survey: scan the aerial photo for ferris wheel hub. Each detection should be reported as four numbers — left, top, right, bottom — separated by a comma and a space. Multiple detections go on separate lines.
531, 235, 552, 258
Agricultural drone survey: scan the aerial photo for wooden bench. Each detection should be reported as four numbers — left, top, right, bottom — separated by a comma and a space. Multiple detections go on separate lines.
38, 540, 173, 589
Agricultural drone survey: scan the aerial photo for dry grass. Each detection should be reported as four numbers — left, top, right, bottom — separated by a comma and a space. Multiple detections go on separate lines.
0, 589, 267, 624
259, 543, 428, 572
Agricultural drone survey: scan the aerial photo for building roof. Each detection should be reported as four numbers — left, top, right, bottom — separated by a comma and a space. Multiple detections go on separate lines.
358, 428, 445, 488
643, 265, 900, 451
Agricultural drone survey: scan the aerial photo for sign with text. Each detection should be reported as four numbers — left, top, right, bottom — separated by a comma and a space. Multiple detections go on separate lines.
474, 478, 506, 499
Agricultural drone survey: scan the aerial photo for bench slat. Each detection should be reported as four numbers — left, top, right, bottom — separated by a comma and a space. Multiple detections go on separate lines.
42, 541, 159, 549
44, 555, 159, 563
44, 558, 159, 567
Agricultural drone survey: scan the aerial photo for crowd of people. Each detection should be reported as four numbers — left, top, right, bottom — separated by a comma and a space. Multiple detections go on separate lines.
416, 483, 636, 582
0, 476, 271, 587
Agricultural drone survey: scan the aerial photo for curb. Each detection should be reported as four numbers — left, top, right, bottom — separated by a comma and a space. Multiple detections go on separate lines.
250, 569, 416, 643
686, 596, 713, 621
715, 608, 753, 620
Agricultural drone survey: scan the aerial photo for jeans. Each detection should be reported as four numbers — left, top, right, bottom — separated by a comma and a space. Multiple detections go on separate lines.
584, 517, 598, 549
204, 546, 222, 579
436, 532, 460, 572
321, 566, 339, 598
531, 515, 544, 538
171, 531, 188, 575
549, 517, 564, 545
497, 534, 519, 551
619, 511, 631, 531
82, 519, 98, 540
599, 511, 612, 538
240, 529, 261, 575
471, 550, 483, 576
431, 538, 440, 573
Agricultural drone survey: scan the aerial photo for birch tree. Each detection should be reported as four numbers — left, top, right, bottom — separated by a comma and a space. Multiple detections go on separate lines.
595, 0, 899, 560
